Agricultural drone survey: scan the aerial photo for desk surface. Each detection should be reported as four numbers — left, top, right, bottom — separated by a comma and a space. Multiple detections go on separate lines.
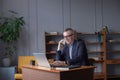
23, 65, 95, 72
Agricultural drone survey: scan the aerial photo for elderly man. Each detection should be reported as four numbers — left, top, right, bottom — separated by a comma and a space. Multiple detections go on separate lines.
53, 28, 89, 66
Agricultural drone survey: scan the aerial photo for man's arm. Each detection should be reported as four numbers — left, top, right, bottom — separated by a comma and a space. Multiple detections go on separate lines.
55, 50, 62, 61
55, 39, 66, 61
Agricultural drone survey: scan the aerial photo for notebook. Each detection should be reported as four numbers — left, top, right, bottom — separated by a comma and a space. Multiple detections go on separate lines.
33, 53, 81, 70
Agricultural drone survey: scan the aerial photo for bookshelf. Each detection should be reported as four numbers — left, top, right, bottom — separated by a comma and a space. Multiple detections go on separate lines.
106, 32, 120, 79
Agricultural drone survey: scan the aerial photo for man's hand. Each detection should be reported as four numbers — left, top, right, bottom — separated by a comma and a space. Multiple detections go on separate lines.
57, 39, 65, 50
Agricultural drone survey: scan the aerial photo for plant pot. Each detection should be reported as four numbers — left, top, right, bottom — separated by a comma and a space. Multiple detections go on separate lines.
2, 57, 11, 67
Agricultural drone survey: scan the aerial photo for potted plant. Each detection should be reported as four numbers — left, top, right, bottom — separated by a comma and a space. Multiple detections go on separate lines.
0, 10, 25, 67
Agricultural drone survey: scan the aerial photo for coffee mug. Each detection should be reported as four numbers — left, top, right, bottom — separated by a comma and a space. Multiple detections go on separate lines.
30, 60, 35, 66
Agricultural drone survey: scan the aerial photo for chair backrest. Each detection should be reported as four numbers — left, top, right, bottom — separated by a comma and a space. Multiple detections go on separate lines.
18, 56, 36, 73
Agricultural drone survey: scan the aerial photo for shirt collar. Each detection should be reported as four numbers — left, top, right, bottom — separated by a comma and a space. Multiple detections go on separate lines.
68, 40, 74, 47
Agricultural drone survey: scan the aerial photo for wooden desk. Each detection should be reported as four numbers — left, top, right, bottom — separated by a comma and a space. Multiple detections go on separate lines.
22, 65, 94, 80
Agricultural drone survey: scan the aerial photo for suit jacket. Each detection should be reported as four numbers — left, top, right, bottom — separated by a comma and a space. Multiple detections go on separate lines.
55, 39, 89, 66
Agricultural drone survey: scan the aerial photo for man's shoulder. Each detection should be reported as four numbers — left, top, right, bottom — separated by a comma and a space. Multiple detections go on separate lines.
77, 38, 84, 42
74, 39, 85, 44
73, 39, 86, 48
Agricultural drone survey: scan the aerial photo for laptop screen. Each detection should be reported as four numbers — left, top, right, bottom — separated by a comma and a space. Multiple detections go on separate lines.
33, 53, 51, 68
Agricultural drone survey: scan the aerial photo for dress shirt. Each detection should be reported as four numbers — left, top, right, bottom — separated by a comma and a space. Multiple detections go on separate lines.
69, 43, 73, 59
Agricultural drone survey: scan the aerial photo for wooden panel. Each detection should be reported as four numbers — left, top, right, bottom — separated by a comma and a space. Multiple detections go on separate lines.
102, 0, 120, 32
22, 65, 95, 80
70, 0, 96, 32
60, 67, 94, 80
22, 68, 59, 80
94, 72, 105, 79
107, 75, 120, 79
29, 0, 38, 53
107, 60, 120, 64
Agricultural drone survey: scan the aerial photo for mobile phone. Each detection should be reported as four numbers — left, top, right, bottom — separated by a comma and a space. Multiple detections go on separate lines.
61, 39, 65, 45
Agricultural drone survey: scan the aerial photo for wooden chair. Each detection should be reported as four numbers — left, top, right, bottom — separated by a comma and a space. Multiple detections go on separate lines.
14, 56, 36, 80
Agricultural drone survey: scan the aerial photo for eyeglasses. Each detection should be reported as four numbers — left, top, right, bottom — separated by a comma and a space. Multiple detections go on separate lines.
63, 34, 73, 38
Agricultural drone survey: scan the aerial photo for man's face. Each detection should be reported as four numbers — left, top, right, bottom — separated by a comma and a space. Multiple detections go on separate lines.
63, 30, 74, 45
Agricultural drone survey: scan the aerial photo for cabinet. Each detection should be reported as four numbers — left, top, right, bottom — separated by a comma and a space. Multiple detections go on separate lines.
106, 32, 120, 79
44, 30, 120, 80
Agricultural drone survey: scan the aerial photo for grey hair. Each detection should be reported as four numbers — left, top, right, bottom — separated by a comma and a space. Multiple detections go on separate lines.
64, 28, 75, 35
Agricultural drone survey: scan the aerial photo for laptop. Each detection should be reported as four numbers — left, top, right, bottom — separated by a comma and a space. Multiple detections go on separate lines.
33, 53, 51, 68
33, 53, 81, 70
